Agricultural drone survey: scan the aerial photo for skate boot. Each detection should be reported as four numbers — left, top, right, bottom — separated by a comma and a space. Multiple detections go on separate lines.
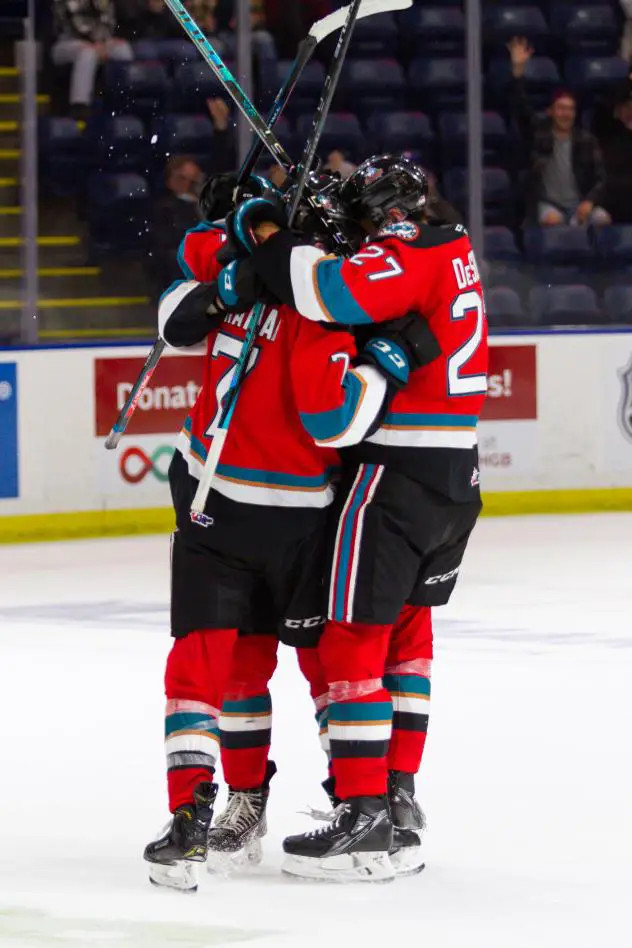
144, 781, 217, 892
388, 770, 426, 876
206, 761, 276, 875
282, 795, 395, 883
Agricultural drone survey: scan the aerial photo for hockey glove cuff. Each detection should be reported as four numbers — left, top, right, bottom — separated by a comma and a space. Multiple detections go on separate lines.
355, 338, 411, 390
378, 314, 443, 371
214, 258, 275, 312
226, 196, 289, 256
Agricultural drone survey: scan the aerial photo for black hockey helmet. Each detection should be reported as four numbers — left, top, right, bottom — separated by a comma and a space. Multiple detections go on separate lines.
198, 172, 280, 222
339, 154, 429, 228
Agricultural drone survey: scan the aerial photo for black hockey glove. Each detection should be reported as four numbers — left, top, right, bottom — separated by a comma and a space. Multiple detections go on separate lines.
225, 196, 289, 257
355, 314, 442, 390
213, 257, 276, 313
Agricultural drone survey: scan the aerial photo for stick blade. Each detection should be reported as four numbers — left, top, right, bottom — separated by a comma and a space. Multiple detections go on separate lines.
310, 0, 412, 43
104, 429, 122, 450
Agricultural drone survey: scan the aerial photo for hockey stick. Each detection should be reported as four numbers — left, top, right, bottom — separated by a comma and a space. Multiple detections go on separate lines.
190, 0, 366, 517
236, 0, 413, 187
105, 0, 411, 450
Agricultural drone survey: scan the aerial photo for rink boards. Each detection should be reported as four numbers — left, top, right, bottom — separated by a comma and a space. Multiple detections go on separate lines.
1, 329, 632, 541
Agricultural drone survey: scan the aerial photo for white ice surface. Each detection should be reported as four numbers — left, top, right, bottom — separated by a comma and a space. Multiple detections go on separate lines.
0, 514, 631, 948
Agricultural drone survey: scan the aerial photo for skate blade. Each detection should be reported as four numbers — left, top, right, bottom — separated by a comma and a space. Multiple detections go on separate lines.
207, 837, 263, 876
282, 851, 395, 883
148, 860, 199, 892
390, 846, 426, 877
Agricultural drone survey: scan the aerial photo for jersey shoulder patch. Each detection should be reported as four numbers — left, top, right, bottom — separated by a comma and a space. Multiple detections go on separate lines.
377, 220, 421, 242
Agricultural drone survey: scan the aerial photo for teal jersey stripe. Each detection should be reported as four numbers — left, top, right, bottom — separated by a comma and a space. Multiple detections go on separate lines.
222, 695, 272, 715
316, 257, 374, 325
176, 221, 218, 279
384, 674, 431, 698
300, 370, 363, 443
328, 699, 393, 724
165, 715, 219, 738
216, 463, 335, 489
384, 412, 478, 428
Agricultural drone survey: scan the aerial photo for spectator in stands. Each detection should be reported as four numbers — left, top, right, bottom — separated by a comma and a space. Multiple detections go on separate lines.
594, 80, 632, 223
51, 0, 133, 121
214, 0, 277, 62
508, 36, 610, 227
115, 0, 183, 41
324, 150, 357, 180
145, 97, 234, 298
146, 155, 204, 300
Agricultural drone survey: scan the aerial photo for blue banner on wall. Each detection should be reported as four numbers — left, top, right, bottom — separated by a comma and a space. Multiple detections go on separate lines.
0, 363, 19, 499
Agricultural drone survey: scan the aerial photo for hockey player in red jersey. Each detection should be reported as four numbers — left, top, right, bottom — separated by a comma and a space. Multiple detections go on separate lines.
232, 154, 489, 881
142, 174, 419, 890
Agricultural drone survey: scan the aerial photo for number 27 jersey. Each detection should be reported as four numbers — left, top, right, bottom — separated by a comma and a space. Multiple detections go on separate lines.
255, 221, 489, 502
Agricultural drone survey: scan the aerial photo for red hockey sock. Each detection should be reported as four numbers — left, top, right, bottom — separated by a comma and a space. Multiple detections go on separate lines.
164, 627, 237, 812
319, 620, 392, 799
297, 646, 330, 760
385, 605, 433, 775
220, 634, 278, 790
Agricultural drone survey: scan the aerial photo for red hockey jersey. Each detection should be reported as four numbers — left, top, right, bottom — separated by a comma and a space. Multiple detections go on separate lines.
253, 220, 488, 501
158, 224, 388, 509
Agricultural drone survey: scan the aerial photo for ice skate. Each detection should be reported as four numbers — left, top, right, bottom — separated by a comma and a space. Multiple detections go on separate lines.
144, 781, 217, 892
206, 761, 276, 875
388, 770, 426, 876
282, 795, 395, 882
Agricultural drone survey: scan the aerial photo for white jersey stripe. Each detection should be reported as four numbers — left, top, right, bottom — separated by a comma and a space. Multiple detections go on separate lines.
328, 464, 366, 619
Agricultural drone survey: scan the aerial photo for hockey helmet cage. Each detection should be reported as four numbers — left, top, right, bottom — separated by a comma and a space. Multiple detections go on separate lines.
339, 155, 429, 228
199, 172, 280, 222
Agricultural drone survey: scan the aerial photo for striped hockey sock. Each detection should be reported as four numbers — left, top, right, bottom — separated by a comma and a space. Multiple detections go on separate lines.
165, 698, 220, 811
384, 661, 431, 774
328, 687, 393, 799
219, 693, 273, 790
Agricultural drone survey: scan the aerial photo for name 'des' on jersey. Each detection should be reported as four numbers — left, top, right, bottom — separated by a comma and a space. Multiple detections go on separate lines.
254, 221, 489, 502
158, 224, 388, 509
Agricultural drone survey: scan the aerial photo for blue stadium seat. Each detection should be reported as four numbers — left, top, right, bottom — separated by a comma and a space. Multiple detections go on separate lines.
484, 6, 549, 43
409, 58, 466, 112
604, 287, 632, 323
488, 56, 561, 110
133, 40, 160, 61
346, 60, 407, 117
349, 13, 399, 57
104, 61, 170, 119
153, 39, 199, 68
523, 226, 594, 265
551, 6, 619, 55
484, 227, 521, 263
594, 226, 632, 265
366, 111, 434, 158
170, 62, 235, 113
401, 7, 465, 57
565, 57, 630, 97
443, 168, 513, 225
296, 113, 365, 162
486, 286, 526, 327
151, 115, 214, 170
438, 111, 508, 165
275, 60, 325, 118
88, 116, 150, 173
87, 173, 150, 257
529, 284, 603, 325
38, 117, 88, 197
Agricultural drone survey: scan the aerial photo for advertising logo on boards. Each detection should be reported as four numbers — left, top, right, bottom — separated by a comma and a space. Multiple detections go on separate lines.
94, 355, 204, 438
478, 344, 537, 473
617, 355, 632, 443
118, 444, 175, 485
0, 362, 19, 499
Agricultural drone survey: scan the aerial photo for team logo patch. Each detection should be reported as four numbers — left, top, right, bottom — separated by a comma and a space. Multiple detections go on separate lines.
617, 355, 632, 443
378, 221, 420, 241
363, 165, 384, 184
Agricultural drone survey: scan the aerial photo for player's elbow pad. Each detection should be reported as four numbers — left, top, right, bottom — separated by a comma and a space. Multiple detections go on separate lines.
301, 365, 388, 449
158, 280, 224, 348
